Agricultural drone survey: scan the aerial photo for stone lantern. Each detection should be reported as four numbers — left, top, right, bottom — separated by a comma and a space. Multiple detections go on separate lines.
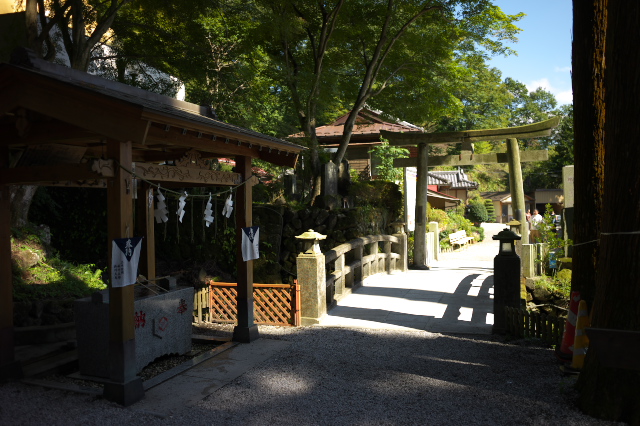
506, 219, 521, 236
295, 229, 326, 254
492, 228, 522, 334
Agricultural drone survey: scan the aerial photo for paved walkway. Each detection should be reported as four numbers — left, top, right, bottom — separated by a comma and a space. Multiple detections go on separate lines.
318, 223, 505, 334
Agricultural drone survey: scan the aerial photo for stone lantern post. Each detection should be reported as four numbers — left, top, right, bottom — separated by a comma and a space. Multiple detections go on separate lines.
492, 228, 522, 334
295, 230, 327, 325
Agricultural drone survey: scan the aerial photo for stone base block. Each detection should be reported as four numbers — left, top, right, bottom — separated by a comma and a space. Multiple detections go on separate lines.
75, 286, 194, 378
103, 376, 144, 406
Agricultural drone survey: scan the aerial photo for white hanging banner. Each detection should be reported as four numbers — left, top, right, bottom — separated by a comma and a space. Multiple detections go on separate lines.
241, 226, 260, 261
111, 237, 143, 287
222, 194, 234, 218
204, 195, 214, 227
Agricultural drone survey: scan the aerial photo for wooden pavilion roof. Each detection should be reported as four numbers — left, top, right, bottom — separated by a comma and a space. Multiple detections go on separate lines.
0, 49, 304, 187
289, 108, 423, 144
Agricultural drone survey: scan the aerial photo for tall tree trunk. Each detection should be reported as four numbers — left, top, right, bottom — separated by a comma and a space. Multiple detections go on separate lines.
577, 2, 640, 423
9, 185, 38, 228
570, 0, 606, 308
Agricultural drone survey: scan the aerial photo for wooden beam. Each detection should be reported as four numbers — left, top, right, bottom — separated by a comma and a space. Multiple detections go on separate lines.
143, 112, 301, 155
16, 73, 149, 144
0, 143, 20, 378
0, 82, 20, 116
232, 155, 259, 343
40, 180, 108, 188
382, 116, 561, 146
133, 162, 242, 186
0, 120, 100, 147
104, 140, 144, 404
393, 150, 549, 168
0, 159, 115, 185
144, 125, 300, 168
135, 182, 155, 280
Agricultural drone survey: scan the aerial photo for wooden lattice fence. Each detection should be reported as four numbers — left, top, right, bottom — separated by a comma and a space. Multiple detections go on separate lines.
505, 306, 565, 346
193, 281, 300, 327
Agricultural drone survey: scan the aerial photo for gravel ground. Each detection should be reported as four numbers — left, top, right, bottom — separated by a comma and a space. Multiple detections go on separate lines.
0, 224, 621, 425
0, 324, 623, 426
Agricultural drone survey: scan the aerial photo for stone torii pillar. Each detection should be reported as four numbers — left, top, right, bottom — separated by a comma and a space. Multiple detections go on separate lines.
383, 117, 560, 267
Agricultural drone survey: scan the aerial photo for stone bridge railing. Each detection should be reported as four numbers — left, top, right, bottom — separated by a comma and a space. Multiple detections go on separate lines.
296, 228, 408, 325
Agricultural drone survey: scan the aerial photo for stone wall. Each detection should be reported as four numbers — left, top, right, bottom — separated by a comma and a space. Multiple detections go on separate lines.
253, 205, 397, 284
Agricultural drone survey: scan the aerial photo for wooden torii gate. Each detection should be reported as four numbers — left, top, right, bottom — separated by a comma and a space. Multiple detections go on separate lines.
381, 116, 560, 268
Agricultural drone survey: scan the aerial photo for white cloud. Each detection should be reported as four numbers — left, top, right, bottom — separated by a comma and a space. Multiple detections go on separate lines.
556, 90, 573, 104
526, 78, 573, 105
526, 78, 552, 92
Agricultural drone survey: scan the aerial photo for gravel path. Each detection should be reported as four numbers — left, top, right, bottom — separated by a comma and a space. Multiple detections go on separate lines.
0, 325, 622, 425
0, 223, 622, 425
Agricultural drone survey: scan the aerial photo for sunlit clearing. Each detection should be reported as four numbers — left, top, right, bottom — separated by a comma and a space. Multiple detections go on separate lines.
468, 274, 490, 297
416, 355, 488, 367
257, 372, 313, 395
486, 313, 494, 324
457, 307, 473, 322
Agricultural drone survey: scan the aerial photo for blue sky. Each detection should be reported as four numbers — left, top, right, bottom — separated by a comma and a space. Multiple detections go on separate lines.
488, 0, 573, 105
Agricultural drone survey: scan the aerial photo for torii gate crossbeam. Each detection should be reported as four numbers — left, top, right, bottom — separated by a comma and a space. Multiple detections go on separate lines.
381, 117, 560, 269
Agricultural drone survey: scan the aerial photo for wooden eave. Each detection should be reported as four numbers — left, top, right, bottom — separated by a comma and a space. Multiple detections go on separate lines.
0, 58, 305, 175
381, 116, 561, 146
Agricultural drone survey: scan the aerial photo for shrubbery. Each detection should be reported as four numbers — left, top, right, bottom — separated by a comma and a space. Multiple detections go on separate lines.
466, 200, 489, 225
484, 199, 496, 222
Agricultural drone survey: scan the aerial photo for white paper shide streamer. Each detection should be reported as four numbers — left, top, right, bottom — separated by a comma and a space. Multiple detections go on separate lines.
222, 194, 234, 218
204, 195, 214, 227
177, 191, 188, 223
154, 189, 169, 223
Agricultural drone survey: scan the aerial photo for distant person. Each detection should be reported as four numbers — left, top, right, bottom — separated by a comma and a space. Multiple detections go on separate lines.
526, 209, 532, 224
530, 209, 543, 243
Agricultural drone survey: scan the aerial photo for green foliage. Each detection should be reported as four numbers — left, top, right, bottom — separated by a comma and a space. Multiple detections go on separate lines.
14, 261, 106, 302
407, 231, 415, 265
536, 203, 572, 276
484, 199, 496, 222
472, 225, 485, 242
215, 225, 238, 275
427, 205, 449, 230
12, 228, 106, 302
348, 181, 403, 220
29, 187, 107, 263
534, 272, 571, 299
369, 142, 409, 182
466, 200, 489, 225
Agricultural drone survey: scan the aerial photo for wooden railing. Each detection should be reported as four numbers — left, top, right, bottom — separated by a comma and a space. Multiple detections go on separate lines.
323, 234, 406, 307
193, 281, 301, 327
505, 306, 565, 346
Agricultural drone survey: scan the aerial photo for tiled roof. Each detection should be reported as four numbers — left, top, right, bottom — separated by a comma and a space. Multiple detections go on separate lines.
427, 173, 451, 186
429, 169, 479, 190
481, 192, 534, 202
289, 108, 422, 140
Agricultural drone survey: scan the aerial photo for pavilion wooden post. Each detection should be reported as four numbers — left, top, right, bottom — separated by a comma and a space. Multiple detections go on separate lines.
232, 155, 260, 342
506, 138, 529, 244
135, 181, 156, 280
414, 142, 430, 269
0, 146, 21, 379
104, 140, 144, 405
